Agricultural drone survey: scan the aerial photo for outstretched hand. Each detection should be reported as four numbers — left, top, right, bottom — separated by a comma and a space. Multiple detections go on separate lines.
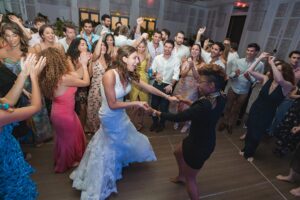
31, 56, 47, 77
168, 95, 179, 103
21, 53, 37, 76
197, 27, 206, 35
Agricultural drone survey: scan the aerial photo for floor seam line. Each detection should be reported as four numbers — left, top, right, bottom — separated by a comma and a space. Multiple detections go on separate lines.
222, 132, 288, 200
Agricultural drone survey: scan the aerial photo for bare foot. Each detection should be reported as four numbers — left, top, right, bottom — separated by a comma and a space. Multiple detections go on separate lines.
276, 174, 294, 183
169, 176, 185, 184
290, 187, 300, 197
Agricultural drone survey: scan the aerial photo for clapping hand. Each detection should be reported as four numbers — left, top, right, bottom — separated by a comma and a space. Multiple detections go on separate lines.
243, 71, 251, 81
79, 52, 91, 66
20, 53, 37, 76
31, 56, 47, 77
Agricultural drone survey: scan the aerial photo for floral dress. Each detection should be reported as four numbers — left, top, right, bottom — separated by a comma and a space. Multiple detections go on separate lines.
85, 61, 107, 133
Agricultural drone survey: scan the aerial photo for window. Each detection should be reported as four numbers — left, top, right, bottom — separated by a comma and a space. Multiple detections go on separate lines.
79, 8, 99, 24
111, 14, 129, 30
141, 17, 156, 32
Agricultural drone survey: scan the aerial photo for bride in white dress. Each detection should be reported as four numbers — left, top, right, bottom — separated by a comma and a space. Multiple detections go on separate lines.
70, 45, 178, 200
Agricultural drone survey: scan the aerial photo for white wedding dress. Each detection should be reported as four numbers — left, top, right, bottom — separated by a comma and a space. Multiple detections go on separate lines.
70, 69, 156, 200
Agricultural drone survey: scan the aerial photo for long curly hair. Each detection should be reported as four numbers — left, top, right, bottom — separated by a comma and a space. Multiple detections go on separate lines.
38, 47, 70, 99
1, 22, 28, 56
112, 45, 140, 82
198, 64, 227, 91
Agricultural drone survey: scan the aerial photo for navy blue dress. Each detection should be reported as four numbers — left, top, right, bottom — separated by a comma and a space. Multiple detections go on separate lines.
243, 79, 284, 158
0, 123, 38, 199
161, 96, 226, 169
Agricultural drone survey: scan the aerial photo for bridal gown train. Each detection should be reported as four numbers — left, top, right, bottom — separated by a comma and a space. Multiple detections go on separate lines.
70, 69, 157, 200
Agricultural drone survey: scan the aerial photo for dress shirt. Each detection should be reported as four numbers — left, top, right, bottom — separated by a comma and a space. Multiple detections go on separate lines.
77, 32, 100, 51
114, 35, 134, 47
151, 54, 180, 84
172, 44, 190, 60
228, 58, 264, 94
147, 41, 163, 61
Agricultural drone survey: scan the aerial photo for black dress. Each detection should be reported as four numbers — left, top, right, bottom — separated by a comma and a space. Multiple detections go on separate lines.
161, 95, 226, 169
243, 79, 285, 158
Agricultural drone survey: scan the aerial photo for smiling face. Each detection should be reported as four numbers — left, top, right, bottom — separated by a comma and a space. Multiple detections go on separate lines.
191, 44, 201, 59
83, 22, 93, 35
163, 42, 174, 56
245, 47, 258, 60
122, 51, 139, 72
78, 39, 88, 53
101, 42, 107, 54
106, 35, 114, 46
210, 44, 222, 58
175, 32, 184, 45
4, 29, 21, 48
42, 27, 55, 42
137, 42, 146, 54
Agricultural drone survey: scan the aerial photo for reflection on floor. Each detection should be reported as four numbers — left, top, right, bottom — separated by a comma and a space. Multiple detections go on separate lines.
23, 117, 299, 200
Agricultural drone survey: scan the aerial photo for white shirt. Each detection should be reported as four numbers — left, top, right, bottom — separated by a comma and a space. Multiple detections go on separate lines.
172, 44, 190, 61
114, 35, 134, 47
201, 50, 226, 69
147, 41, 163, 61
151, 54, 181, 84
58, 37, 69, 52
227, 51, 240, 63
28, 33, 59, 47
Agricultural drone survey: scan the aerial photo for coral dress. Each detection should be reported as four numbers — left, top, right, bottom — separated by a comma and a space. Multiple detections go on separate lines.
51, 87, 86, 173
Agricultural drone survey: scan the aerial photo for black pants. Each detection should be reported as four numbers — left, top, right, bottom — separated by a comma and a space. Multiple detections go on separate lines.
151, 81, 170, 126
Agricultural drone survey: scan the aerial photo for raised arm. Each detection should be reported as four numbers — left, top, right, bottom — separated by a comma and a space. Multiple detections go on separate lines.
195, 27, 206, 46
62, 52, 90, 87
3, 54, 36, 106
8, 15, 32, 40
133, 80, 178, 103
246, 52, 269, 84
0, 55, 46, 126
268, 56, 294, 95
92, 36, 103, 61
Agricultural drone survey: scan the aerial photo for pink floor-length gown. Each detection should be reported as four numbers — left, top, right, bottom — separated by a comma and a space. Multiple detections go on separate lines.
51, 87, 86, 173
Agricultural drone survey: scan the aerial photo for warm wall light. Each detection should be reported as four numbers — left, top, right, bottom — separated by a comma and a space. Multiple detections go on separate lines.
234, 1, 249, 8
147, 0, 154, 7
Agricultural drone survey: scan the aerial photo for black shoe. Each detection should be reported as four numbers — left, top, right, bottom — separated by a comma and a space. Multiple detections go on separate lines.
156, 124, 164, 132
236, 119, 242, 126
150, 123, 157, 132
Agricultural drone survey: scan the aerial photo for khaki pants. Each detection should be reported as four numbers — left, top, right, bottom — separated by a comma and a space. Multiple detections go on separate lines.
222, 88, 248, 127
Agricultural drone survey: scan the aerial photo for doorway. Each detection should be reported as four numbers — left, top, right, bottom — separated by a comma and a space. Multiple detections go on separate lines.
226, 15, 246, 45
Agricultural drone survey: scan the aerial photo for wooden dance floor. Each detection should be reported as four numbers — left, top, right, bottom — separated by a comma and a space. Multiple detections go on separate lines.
24, 117, 298, 200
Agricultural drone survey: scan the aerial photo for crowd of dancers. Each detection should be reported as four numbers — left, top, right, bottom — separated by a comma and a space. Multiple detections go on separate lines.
0, 11, 300, 200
